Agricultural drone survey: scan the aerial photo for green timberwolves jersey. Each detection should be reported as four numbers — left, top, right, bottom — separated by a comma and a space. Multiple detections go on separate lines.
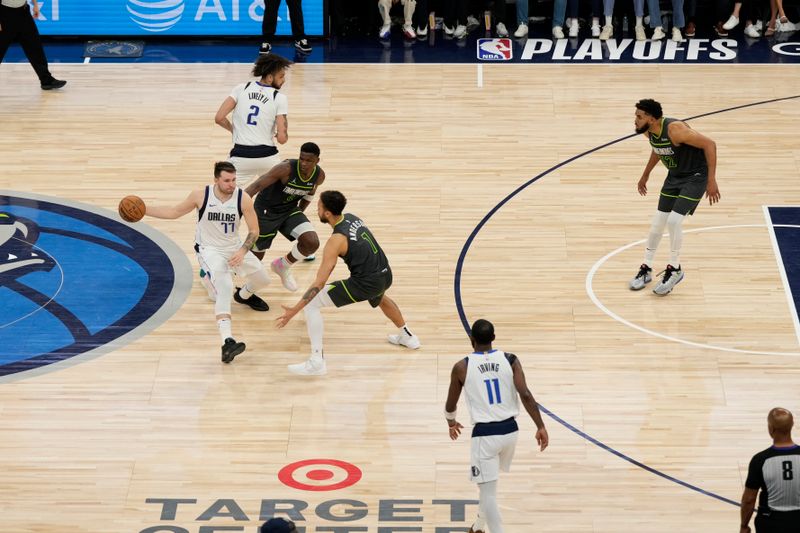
255, 159, 321, 215
649, 118, 708, 178
333, 214, 390, 281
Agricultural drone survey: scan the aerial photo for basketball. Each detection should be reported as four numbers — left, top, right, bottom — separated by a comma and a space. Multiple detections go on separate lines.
118, 195, 146, 223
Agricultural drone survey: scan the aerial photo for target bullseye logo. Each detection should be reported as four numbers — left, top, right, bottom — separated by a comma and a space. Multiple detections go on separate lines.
278, 459, 362, 491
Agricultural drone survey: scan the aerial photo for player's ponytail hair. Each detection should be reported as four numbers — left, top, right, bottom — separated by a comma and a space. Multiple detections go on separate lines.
252, 54, 294, 80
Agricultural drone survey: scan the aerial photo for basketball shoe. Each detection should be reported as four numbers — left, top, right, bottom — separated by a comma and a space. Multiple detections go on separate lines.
271, 257, 298, 292
234, 287, 269, 311
652, 264, 684, 295
222, 338, 246, 363
629, 263, 652, 290
388, 330, 421, 349
288, 357, 327, 376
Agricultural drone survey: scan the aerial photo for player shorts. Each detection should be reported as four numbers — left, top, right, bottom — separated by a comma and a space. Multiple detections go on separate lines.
469, 418, 519, 484
325, 269, 393, 309
658, 171, 708, 216
229, 153, 282, 189
253, 210, 314, 252
195, 244, 263, 278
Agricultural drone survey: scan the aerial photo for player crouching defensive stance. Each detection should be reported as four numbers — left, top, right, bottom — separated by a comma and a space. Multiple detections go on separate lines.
145, 162, 271, 363
276, 190, 420, 376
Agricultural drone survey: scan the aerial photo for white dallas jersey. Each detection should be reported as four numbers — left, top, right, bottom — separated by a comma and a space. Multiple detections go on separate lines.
464, 350, 519, 424
195, 186, 244, 253
229, 81, 288, 147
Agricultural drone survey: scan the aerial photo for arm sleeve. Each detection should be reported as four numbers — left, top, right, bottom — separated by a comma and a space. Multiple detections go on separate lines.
745, 453, 764, 490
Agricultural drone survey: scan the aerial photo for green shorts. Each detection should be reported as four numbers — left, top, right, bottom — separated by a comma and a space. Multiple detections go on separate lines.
326, 269, 393, 308
658, 171, 708, 216
254, 210, 312, 251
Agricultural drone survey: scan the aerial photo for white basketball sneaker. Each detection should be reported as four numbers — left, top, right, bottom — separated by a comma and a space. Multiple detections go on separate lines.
288, 357, 327, 376
629, 263, 653, 290
388, 331, 421, 349
652, 264, 684, 296
271, 257, 298, 292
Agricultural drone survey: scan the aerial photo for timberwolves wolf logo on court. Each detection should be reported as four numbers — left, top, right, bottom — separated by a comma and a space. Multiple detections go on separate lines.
0, 192, 191, 380
477, 38, 512, 61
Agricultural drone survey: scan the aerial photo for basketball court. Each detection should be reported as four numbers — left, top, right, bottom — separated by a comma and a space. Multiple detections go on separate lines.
2, 32, 800, 532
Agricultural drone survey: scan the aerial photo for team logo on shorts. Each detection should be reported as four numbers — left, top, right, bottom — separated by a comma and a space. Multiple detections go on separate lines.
477, 38, 513, 61
0, 192, 192, 380
471, 466, 481, 477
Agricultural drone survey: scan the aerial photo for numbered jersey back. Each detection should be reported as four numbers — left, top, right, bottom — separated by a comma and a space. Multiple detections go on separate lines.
195, 186, 244, 252
464, 350, 519, 424
230, 81, 288, 147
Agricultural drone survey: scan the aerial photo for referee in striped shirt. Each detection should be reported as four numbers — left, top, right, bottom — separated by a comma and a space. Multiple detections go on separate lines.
740, 408, 800, 533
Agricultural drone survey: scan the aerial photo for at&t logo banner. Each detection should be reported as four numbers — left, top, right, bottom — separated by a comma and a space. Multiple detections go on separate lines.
36, 0, 324, 36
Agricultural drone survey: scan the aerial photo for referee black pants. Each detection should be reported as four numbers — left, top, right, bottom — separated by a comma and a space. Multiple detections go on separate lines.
0, 4, 54, 83
262, 0, 306, 41
755, 509, 800, 533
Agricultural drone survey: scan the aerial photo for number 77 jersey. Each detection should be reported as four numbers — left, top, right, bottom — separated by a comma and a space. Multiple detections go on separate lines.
464, 350, 520, 424
195, 186, 245, 253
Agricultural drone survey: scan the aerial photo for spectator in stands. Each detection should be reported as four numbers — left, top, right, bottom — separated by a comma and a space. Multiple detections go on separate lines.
260, 0, 312, 55
379, 0, 418, 38
722, 0, 763, 37
599, 0, 666, 41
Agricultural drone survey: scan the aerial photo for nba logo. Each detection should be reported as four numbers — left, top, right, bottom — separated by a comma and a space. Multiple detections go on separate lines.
477, 38, 512, 61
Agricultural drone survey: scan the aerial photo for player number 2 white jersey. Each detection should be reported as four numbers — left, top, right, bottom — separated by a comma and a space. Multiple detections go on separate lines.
230, 81, 288, 147
195, 186, 244, 253
464, 350, 520, 424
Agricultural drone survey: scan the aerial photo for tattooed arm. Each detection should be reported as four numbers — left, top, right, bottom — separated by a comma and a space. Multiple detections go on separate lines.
275, 234, 346, 328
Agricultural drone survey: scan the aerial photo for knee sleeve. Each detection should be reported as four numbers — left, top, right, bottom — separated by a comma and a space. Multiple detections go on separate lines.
666, 211, 685, 233
214, 272, 234, 316
650, 210, 670, 235
244, 268, 270, 293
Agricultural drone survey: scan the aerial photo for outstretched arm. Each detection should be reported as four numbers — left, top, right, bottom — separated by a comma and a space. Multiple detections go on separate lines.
145, 190, 201, 220
275, 234, 345, 328
444, 360, 466, 440
245, 161, 290, 198
670, 121, 719, 204
214, 96, 236, 133
512, 358, 549, 451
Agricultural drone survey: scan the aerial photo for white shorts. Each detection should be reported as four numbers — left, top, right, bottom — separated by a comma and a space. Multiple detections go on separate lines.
229, 154, 282, 188
469, 431, 518, 484
195, 245, 263, 278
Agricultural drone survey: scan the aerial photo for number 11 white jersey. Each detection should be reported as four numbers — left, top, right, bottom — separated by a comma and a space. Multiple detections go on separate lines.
464, 350, 519, 424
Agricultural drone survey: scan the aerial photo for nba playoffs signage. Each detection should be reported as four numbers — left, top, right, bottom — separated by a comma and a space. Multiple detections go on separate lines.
141, 497, 479, 532
477, 37, 800, 63
35, 0, 324, 36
